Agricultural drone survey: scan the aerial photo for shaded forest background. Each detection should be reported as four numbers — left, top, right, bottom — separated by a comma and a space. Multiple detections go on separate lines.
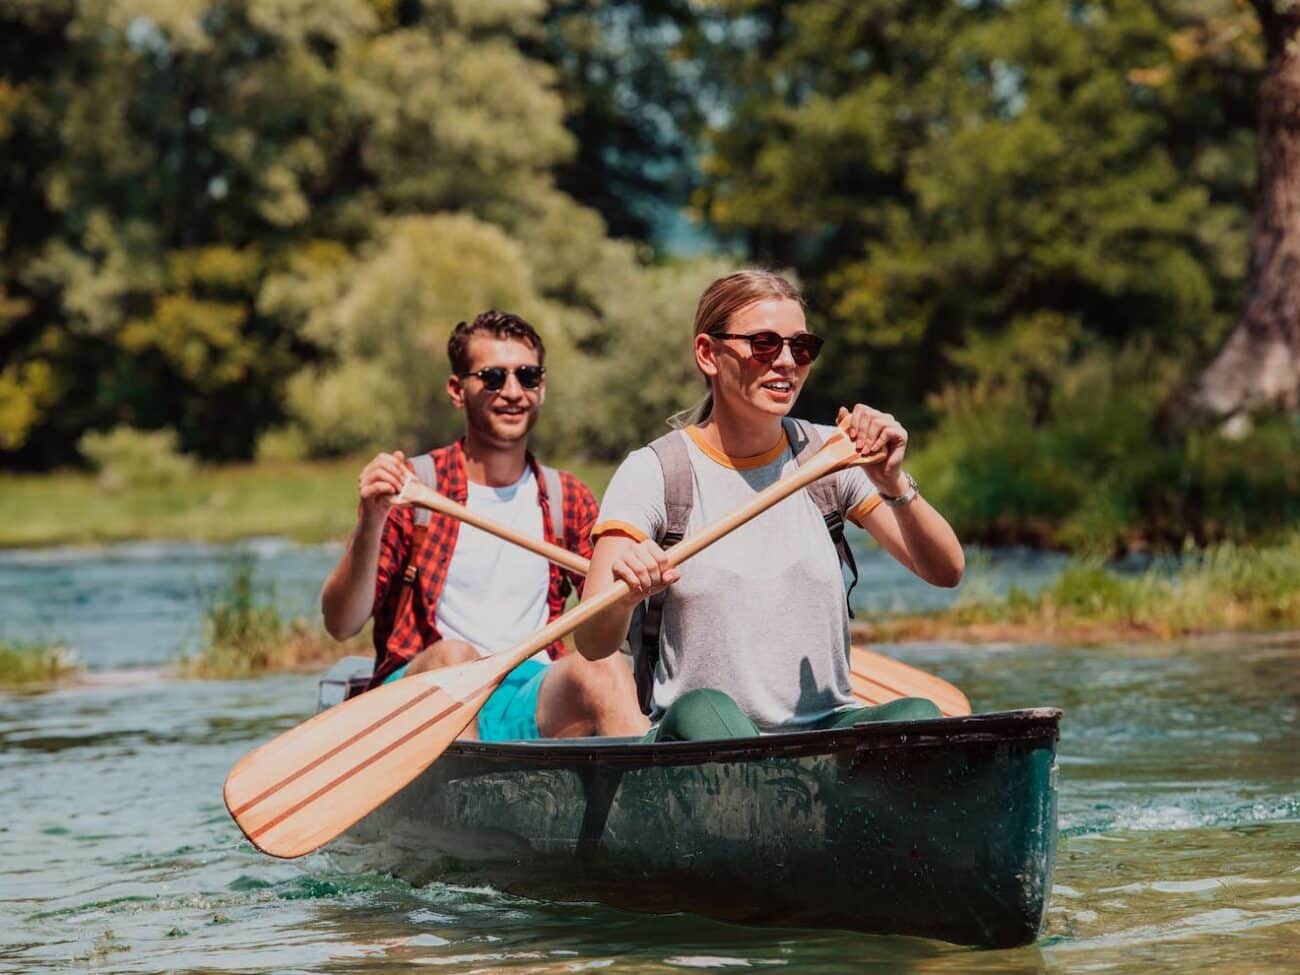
2, 0, 1298, 551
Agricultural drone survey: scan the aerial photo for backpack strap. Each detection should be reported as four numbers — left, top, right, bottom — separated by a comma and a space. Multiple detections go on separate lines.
631, 431, 693, 714
396, 452, 437, 623
782, 417, 860, 611
408, 453, 437, 527
536, 464, 565, 543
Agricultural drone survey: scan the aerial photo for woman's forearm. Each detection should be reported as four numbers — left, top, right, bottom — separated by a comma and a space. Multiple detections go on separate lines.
572, 594, 637, 661
574, 535, 659, 659
889, 497, 965, 587
864, 496, 965, 588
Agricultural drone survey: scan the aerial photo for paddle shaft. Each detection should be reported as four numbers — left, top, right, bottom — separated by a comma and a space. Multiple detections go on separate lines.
396, 475, 588, 574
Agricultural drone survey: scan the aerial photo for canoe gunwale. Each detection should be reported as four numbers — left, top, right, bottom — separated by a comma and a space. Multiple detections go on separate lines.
438, 707, 1061, 767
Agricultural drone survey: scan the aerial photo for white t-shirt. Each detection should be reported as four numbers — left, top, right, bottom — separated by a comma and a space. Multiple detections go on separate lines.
593, 424, 881, 730
435, 467, 553, 665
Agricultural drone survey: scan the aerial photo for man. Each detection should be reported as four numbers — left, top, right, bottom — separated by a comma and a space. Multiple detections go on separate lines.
321, 310, 647, 741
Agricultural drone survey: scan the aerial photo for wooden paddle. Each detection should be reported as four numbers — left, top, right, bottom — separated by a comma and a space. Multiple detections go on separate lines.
395, 474, 588, 575
225, 425, 892, 858
396, 474, 971, 717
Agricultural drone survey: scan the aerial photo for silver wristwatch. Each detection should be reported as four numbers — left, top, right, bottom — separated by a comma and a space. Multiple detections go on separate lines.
879, 471, 919, 507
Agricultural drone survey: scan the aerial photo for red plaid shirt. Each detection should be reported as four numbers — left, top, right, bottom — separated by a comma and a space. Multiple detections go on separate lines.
368, 440, 598, 687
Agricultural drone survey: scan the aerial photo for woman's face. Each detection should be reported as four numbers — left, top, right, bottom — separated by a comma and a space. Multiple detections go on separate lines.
696, 298, 811, 422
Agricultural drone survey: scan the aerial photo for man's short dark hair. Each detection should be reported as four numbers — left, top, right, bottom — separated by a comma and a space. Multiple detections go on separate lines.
447, 310, 545, 375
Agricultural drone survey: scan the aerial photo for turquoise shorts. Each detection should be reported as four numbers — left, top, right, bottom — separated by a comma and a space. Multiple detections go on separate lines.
383, 657, 548, 742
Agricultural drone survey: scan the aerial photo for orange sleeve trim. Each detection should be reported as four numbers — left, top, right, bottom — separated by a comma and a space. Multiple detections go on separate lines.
592, 520, 649, 543
847, 494, 883, 527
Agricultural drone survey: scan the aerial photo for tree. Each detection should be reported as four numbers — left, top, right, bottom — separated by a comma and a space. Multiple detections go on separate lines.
530, 0, 708, 244
1165, 1, 1300, 426
694, 0, 1257, 421
0, 0, 710, 467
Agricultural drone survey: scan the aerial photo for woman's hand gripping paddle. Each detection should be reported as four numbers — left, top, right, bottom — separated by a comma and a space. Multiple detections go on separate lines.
394, 470, 971, 717
223, 425, 894, 859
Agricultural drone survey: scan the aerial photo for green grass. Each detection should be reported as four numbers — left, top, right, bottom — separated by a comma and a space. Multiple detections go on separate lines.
858, 531, 1300, 645
178, 559, 370, 679
0, 639, 79, 690
0, 456, 617, 549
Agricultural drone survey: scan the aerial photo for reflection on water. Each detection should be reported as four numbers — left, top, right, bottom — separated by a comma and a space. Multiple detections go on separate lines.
0, 542, 1296, 973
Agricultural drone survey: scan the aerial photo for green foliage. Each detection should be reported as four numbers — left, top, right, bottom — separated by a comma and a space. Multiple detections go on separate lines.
0, 453, 614, 549
77, 425, 196, 491
1, 0, 710, 468
696, 0, 1259, 421
930, 531, 1300, 637
191, 559, 287, 678
0, 455, 363, 548
532, 1, 707, 242
910, 336, 1300, 552
579, 258, 737, 453
0, 638, 78, 690
183, 558, 365, 678
254, 425, 309, 463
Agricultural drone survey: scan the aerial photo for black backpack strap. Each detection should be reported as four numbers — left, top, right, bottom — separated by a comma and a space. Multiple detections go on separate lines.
782, 418, 860, 614
631, 431, 693, 715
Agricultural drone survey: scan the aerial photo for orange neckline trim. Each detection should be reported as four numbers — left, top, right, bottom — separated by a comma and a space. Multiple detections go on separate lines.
685, 425, 789, 471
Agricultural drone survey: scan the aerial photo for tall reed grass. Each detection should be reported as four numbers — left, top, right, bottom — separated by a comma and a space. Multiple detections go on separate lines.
180, 560, 365, 678
0, 639, 79, 690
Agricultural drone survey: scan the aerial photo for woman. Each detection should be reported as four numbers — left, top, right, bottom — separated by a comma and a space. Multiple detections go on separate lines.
573, 270, 965, 740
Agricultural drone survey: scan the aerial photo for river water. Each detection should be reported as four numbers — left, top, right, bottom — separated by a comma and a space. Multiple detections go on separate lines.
1, 541, 1296, 973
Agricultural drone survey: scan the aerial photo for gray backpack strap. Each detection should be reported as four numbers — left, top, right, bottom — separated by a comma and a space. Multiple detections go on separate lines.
537, 464, 565, 543
782, 418, 860, 612
631, 430, 693, 715
409, 452, 437, 527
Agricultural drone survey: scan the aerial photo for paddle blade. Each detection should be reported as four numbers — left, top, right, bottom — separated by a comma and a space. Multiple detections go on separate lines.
224, 655, 505, 858
848, 646, 972, 717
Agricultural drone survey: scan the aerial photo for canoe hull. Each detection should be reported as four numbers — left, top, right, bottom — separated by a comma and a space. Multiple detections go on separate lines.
321, 660, 1060, 948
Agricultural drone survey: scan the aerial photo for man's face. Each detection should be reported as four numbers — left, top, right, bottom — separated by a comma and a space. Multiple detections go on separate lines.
447, 335, 545, 447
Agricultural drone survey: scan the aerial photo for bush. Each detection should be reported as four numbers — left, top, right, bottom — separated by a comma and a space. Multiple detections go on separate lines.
78, 426, 196, 491
182, 559, 361, 678
0, 639, 79, 690
910, 332, 1300, 553
254, 425, 309, 463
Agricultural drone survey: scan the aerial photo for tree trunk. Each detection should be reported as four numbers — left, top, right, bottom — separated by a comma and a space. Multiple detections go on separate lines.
1165, 3, 1300, 426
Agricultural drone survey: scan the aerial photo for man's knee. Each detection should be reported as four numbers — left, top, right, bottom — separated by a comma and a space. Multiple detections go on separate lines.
407, 638, 478, 675
568, 653, 635, 705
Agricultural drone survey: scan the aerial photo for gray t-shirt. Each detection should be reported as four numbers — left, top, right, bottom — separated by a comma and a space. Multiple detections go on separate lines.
594, 424, 881, 731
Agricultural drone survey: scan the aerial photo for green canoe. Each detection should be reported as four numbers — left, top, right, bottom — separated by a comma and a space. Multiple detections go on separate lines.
318, 657, 1061, 948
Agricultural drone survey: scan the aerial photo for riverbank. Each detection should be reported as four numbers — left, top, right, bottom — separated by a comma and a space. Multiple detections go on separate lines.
0, 457, 617, 549
853, 535, 1300, 645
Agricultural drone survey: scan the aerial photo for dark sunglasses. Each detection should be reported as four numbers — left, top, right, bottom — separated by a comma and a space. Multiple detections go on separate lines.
458, 364, 545, 391
709, 330, 825, 366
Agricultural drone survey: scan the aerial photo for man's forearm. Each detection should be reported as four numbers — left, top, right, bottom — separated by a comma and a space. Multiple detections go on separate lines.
321, 510, 388, 639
